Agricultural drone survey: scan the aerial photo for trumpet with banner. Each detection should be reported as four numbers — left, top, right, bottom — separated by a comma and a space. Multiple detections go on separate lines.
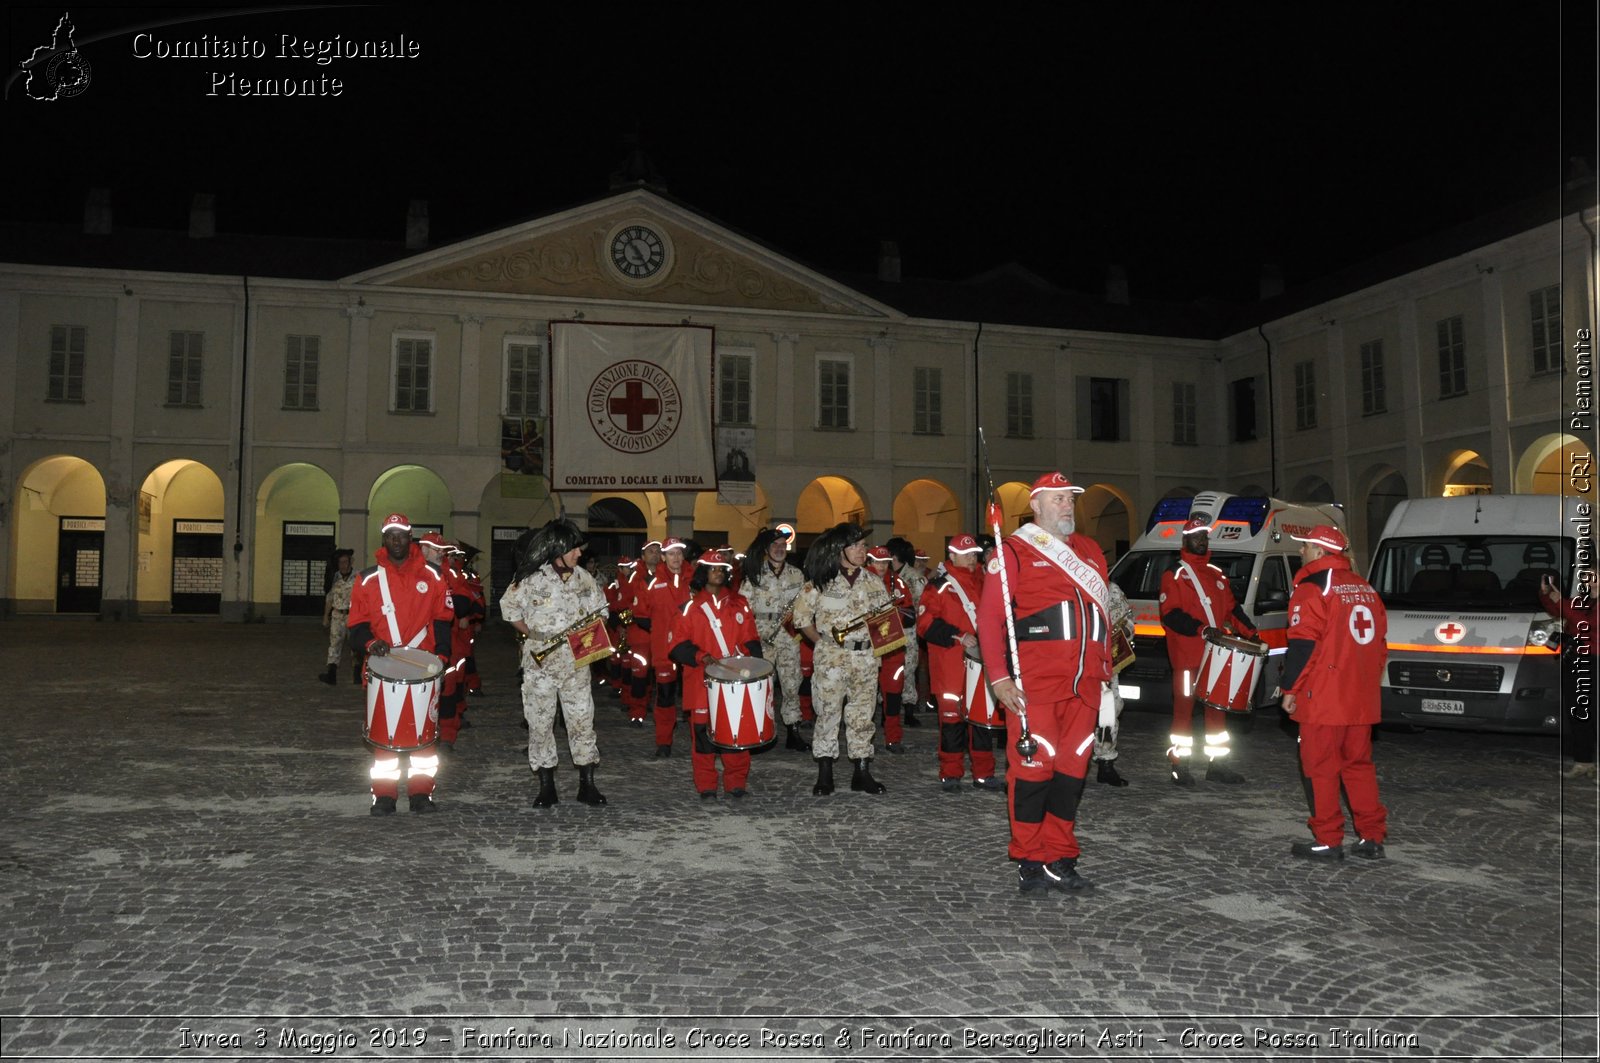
529, 608, 616, 668
831, 606, 908, 657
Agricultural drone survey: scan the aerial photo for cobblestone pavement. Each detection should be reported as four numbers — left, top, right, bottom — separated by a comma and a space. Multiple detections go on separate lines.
1, 620, 1595, 1061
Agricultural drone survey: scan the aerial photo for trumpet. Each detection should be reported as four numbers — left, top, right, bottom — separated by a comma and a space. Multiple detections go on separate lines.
529, 608, 611, 665
614, 608, 633, 656
830, 611, 877, 646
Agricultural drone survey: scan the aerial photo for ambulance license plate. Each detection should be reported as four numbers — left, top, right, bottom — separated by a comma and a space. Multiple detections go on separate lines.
1118, 684, 1140, 701
1421, 698, 1465, 715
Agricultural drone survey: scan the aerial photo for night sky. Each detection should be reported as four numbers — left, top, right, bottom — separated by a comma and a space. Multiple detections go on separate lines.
2, 3, 1593, 303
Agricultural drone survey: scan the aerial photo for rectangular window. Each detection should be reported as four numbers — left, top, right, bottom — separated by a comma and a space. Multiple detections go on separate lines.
166, 331, 203, 406
1006, 371, 1033, 438
913, 366, 942, 434
283, 335, 320, 410
1359, 339, 1386, 415
1231, 376, 1258, 442
1530, 286, 1562, 374
48, 324, 85, 402
817, 355, 851, 429
503, 338, 544, 418
1293, 360, 1317, 430
1078, 376, 1129, 441
718, 350, 754, 425
1172, 381, 1196, 445
392, 334, 434, 413
1437, 315, 1466, 397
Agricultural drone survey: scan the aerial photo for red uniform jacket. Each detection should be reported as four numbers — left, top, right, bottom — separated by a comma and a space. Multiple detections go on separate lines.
645, 566, 693, 668
1281, 553, 1388, 725
977, 529, 1111, 706
347, 544, 454, 660
918, 565, 983, 703
1160, 546, 1256, 673
666, 588, 762, 712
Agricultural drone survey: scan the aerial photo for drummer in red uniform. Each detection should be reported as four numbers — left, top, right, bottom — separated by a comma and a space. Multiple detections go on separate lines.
1280, 524, 1389, 860
978, 473, 1113, 894
346, 513, 455, 816
668, 547, 764, 798
644, 538, 694, 756
918, 534, 1003, 791
1159, 514, 1258, 786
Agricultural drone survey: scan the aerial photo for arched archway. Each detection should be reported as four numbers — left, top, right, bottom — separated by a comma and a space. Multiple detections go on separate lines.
1079, 483, 1134, 564
1234, 483, 1268, 498
1359, 465, 1409, 552
892, 478, 962, 560
12, 455, 106, 613
1290, 475, 1335, 503
588, 495, 649, 562
1441, 449, 1492, 497
1517, 433, 1596, 503
139, 458, 226, 614
694, 484, 772, 553
796, 477, 870, 547
367, 465, 453, 549
992, 481, 1031, 536
254, 462, 340, 616
476, 472, 562, 606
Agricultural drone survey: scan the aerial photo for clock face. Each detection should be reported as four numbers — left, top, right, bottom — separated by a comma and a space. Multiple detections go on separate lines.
609, 225, 667, 279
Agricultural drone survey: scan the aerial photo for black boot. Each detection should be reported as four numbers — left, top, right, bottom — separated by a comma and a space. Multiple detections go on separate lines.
1096, 759, 1129, 787
903, 703, 922, 728
533, 767, 559, 808
786, 725, 811, 752
576, 764, 607, 806
812, 757, 835, 796
850, 758, 887, 794
352, 658, 364, 684
318, 663, 337, 685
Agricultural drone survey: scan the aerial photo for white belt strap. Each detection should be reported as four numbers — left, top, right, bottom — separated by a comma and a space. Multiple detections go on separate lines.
1179, 561, 1218, 628
700, 601, 734, 657
945, 574, 979, 630
375, 566, 427, 648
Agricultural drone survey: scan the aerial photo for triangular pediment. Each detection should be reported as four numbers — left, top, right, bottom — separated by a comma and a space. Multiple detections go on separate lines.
343, 189, 892, 318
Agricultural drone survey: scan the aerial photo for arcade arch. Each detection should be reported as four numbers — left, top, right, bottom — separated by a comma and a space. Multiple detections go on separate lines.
138, 459, 225, 614
368, 465, 453, 549
477, 472, 562, 605
12, 455, 106, 613
796, 476, 870, 546
993, 482, 1031, 536
1441, 449, 1492, 497
694, 485, 771, 553
1078, 483, 1134, 563
892, 478, 962, 559
1289, 475, 1335, 503
254, 462, 340, 617
1517, 433, 1596, 502
1359, 465, 1409, 557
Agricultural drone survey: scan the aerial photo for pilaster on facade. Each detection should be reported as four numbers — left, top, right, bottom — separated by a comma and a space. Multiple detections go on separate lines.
771, 331, 798, 460
1398, 299, 1428, 497
457, 313, 484, 449
869, 335, 894, 463
1323, 322, 1351, 505
0, 289, 18, 605
342, 303, 374, 446
1479, 270, 1514, 493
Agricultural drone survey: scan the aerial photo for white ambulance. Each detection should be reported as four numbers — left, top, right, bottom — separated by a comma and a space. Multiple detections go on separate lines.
1367, 493, 1578, 734
1107, 491, 1347, 712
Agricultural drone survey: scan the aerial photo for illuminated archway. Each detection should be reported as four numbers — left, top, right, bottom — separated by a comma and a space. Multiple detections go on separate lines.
1440, 449, 1492, 498
993, 482, 1031, 536
692, 485, 771, 553
796, 476, 870, 535
254, 462, 340, 616
367, 465, 453, 549
1517, 433, 1595, 502
892, 478, 962, 559
1078, 483, 1135, 564
12, 455, 106, 613
138, 458, 225, 614
1357, 464, 1409, 553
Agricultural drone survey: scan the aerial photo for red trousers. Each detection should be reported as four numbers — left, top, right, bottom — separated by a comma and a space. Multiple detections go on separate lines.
1169, 667, 1229, 759
1005, 695, 1095, 862
692, 720, 750, 792
1298, 722, 1387, 847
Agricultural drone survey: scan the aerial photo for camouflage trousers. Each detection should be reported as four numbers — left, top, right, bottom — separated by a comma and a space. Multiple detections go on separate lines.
901, 634, 919, 705
325, 610, 349, 665
520, 653, 600, 770
762, 633, 804, 726
810, 642, 879, 760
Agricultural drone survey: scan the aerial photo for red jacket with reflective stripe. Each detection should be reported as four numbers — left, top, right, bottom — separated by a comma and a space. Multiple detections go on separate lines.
1283, 554, 1387, 726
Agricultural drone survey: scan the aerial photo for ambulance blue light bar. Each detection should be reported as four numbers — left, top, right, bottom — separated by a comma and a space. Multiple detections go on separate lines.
1145, 497, 1194, 533
1216, 496, 1270, 535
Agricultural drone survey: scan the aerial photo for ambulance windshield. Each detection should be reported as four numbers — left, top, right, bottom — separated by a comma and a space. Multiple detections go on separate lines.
1368, 535, 1573, 610
1110, 550, 1254, 603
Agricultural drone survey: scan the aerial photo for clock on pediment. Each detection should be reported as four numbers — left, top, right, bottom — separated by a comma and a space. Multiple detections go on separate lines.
605, 220, 673, 284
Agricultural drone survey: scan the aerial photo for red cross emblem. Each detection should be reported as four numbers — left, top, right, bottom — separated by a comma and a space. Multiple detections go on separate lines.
607, 379, 661, 432
1434, 620, 1465, 644
1349, 604, 1377, 645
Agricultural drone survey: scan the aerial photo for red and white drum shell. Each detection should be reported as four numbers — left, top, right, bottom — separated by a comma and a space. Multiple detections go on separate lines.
1194, 630, 1268, 714
963, 644, 1005, 731
363, 646, 443, 751
705, 656, 777, 751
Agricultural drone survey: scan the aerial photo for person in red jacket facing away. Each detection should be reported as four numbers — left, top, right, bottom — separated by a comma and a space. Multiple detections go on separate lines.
645, 538, 694, 756
346, 513, 455, 816
1280, 524, 1389, 861
668, 547, 764, 798
1159, 514, 1258, 786
918, 533, 1002, 791
866, 545, 913, 754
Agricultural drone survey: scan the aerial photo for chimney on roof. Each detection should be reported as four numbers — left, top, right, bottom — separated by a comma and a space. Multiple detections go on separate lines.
188, 193, 215, 239
83, 188, 112, 235
406, 199, 429, 250
877, 240, 901, 283
1104, 265, 1130, 305
1259, 262, 1285, 301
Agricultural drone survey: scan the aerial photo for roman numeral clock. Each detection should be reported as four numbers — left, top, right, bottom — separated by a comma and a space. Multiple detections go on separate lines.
606, 221, 673, 285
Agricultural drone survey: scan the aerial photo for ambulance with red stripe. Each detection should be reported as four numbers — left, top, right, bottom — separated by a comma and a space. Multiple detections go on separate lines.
1367, 494, 1576, 734
1107, 492, 1346, 712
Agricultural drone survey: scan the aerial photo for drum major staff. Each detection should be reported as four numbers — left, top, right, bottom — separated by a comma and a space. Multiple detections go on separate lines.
499, 518, 611, 809
794, 522, 894, 796
977, 473, 1111, 895
667, 547, 764, 798
346, 513, 455, 816
1159, 513, 1259, 785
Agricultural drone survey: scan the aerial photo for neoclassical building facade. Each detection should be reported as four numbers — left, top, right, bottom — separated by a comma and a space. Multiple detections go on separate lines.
2, 184, 1594, 618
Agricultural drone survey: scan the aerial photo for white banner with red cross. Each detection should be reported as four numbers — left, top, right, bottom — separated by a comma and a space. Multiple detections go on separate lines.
549, 322, 716, 493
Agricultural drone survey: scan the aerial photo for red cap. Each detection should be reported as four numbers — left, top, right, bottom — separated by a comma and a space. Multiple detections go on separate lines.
866, 545, 892, 563
416, 531, 447, 549
914, 549, 930, 560
1182, 515, 1213, 533
381, 513, 411, 533
662, 537, 686, 552
1292, 524, 1348, 552
947, 534, 982, 555
617, 556, 636, 567
697, 546, 735, 568
642, 539, 663, 551
1029, 472, 1084, 497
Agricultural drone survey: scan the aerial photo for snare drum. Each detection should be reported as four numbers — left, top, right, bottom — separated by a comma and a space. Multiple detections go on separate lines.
364, 646, 443, 751
1194, 630, 1268, 714
963, 643, 1005, 731
705, 656, 777, 751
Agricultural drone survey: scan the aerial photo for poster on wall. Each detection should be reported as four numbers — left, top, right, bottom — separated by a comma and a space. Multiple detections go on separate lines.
716, 426, 756, 506
500, 417, 547, 499
550, 322, 715, 493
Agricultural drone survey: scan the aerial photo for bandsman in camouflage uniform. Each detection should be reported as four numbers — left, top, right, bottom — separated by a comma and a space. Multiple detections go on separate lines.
794, 522, 893, 796
884, 537, 925, 727
741, 526, 809, 752
319, 548, 356, 685
499, 518, 610, 809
